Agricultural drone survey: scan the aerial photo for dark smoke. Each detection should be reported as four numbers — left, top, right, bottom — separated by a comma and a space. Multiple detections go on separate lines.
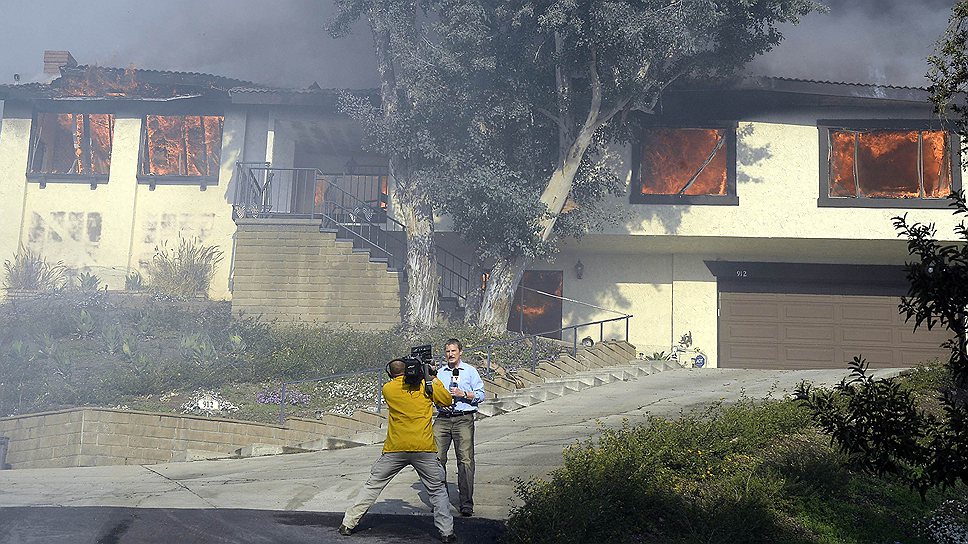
748, 0, 954, 87
0, 0, 378, 88
0, 0, 954, 89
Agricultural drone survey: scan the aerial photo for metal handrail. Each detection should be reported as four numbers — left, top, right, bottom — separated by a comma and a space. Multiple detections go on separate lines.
234, 161, 476, 304
465, 314, 633, 374
463, 285, 633, 374
277, 366, 384, 425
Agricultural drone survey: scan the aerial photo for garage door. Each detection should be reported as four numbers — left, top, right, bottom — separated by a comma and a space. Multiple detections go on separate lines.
720, 291, 949, 369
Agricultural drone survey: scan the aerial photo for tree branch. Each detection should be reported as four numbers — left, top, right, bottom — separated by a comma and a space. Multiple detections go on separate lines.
535, 107, 566, 131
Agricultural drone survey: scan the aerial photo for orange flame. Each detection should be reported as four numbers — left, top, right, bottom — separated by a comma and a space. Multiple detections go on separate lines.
55, 65, 146, 97
640, 129, 728, 196
829, 130, 951, 199
33, 113, 114, 175
143, 115, 223, 176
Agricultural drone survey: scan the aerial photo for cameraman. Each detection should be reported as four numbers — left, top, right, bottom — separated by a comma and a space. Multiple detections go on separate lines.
433, 338, 485, 517
339, 358, 457, 543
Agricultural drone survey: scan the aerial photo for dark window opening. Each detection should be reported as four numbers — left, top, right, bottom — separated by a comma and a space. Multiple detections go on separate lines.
28, 112, 114, 179
508, 270, 564, 339
630, 126, 737, 205
139, 115, 223, 179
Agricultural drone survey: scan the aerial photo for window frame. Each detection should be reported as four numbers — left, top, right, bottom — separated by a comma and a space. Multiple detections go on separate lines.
817, 119, 962, 209
136, 114, 224, 190
26, 109, 115, 189
630, 122, 738, 206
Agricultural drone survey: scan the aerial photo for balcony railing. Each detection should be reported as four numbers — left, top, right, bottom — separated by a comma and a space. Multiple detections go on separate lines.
233, 162, 387, 219
234, 162, 474, 305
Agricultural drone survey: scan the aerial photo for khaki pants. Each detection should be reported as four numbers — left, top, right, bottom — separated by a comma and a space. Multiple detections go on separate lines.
433, 414, 475, 512
341, 452, 453, 536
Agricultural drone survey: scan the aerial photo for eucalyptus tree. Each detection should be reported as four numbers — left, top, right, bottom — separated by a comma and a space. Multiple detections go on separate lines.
330, 0, 819, 331
463, 0, 821, 330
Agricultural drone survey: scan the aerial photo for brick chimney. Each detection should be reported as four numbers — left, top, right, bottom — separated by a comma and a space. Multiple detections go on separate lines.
43, 50, 77, 79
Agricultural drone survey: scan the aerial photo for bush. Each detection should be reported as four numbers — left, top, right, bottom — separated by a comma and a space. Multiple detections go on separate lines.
504, 398, 958, 544
0, 294, 547, 420
146, 237, 223, 299
125, 271, 146, 291
2, 246, 67, 291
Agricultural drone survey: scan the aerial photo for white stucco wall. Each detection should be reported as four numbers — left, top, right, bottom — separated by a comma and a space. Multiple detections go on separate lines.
1, 106, 246, 299
0, 103, 30, 284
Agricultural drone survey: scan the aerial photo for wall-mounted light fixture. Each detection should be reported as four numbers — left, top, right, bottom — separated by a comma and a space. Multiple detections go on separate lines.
574, 259, 585, 280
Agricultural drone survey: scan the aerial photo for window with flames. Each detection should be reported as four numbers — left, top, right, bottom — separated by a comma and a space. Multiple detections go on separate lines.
28, 113, 115, 177
825, 129, 955, 201
631, 127, 737, 204
139, 115, 223, 178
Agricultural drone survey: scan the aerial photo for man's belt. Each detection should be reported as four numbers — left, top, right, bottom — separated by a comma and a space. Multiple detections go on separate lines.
437, 410, 475, 418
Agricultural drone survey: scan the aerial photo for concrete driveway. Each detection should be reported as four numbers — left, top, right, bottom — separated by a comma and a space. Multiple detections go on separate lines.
0, 367, 894, 544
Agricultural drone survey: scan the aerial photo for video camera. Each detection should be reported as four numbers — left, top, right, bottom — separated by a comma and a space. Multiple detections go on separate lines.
401, 344, 436, 395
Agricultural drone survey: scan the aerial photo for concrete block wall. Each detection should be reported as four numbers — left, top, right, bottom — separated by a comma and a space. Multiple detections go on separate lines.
231, 219, 401, 329
0, 408, 338, 469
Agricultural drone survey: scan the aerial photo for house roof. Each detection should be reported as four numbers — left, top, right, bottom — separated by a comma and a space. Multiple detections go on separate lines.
0, 65, 276, 101
732, 76, 931, 103
0, 63, 936, 110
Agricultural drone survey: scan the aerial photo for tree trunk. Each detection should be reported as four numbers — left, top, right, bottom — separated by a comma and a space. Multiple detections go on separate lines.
368, 5, 440, 328
475, 139, 592, 332
462, 262, 485, 325
397, 185, 439, 327
477, 256, 526, 333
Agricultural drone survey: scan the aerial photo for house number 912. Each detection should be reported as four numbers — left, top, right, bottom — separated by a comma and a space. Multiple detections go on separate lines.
736, 270, 748, 277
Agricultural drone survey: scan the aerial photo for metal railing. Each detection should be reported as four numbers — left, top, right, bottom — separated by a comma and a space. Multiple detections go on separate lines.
277, 367, 384, 425
466, 286, 633, 373
233, 161, 475, 304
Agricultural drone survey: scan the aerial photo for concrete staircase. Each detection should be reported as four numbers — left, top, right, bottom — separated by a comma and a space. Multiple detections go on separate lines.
476, 340, 677, 417
225, 339, 674, 460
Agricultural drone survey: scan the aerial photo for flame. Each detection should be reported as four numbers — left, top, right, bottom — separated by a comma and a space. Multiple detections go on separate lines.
143, 115, 223, 176
55, 65, 146, 98
828, 130, 856, 197
856, 131, 919, 198
921, 131, 951, 198
640, 128, 728, 196
380, 175, 389, 209
32, 113, 114, 174
829, 130, 951, 199
510, 271, 563, 332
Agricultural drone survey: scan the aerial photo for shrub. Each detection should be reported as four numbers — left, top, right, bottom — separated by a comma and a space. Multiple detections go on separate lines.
75, 271, 101, 292
146, 237, 223, 299
125, 271, 146, 291
2, 246, 67, 290
503, 398, 951, 544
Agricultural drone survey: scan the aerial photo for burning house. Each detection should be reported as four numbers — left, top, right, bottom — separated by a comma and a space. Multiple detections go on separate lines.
0, 52, 960, 369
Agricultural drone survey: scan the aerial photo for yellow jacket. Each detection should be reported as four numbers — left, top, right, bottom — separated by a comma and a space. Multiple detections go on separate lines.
382, 376, 453, 453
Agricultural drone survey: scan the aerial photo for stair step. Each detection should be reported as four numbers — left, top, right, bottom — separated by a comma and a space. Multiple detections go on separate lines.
234, 443, 314, 458
294, 436, 369, 451
318, 412, 378, 432
350, 410, 387, 427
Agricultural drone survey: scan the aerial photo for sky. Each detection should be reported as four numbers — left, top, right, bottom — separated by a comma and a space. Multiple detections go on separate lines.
0, 0, 957, 89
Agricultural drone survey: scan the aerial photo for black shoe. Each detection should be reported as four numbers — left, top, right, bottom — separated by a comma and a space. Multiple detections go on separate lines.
460, 508, 473, 517
440, 533, 457, 543
338, 525, 353, 536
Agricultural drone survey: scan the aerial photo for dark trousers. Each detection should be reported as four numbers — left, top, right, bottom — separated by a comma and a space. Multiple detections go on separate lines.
433, 414, 475, 512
